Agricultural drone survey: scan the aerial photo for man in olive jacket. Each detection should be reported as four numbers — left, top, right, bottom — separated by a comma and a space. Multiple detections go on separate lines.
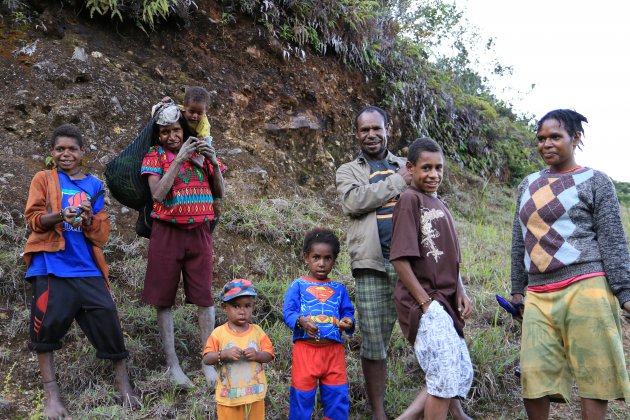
336, 106, 411, 419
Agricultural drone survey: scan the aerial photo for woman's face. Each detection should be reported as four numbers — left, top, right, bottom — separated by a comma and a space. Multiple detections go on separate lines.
158, 121, 184, 152
536, 118, 579, 172
51, 136, 84, 175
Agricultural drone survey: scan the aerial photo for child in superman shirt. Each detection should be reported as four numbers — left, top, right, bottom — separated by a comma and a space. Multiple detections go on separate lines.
283, 227, 356, 420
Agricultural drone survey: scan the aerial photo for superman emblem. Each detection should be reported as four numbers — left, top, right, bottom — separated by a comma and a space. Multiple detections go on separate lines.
306, 286, 335, 303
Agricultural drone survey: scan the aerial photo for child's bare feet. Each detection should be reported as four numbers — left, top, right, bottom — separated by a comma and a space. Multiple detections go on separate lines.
113, 360, 141, 409
43, 381, 69, 418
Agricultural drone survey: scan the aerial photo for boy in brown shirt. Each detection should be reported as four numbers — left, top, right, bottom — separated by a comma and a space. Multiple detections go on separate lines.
390, 137, 473, 420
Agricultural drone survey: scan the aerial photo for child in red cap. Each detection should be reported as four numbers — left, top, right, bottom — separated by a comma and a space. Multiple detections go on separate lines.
203, 279, 274, 419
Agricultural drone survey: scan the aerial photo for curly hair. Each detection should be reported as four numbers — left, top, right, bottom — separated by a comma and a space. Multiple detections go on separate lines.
49, 123, 84, 148
302, 227, 341, 258
407, 136, 442, 164
537, 109, 588, 147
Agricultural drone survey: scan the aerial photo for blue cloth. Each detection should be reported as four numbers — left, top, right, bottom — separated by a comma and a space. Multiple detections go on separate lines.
290, 383, 349, 420
283, 276, 355, 342
26, 173, 105, 278
367, 157, 399, 259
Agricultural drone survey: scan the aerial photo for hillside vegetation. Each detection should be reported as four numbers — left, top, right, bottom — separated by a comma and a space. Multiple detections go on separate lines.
0, 1, 629, 419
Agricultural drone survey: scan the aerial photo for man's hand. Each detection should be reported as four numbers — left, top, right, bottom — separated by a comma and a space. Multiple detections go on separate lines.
397, 166, 412, 185
622, 301, 630, 313
338, 317, 353, 332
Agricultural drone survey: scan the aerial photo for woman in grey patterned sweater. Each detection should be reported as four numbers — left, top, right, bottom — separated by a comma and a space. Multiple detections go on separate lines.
510, 109, 630, 419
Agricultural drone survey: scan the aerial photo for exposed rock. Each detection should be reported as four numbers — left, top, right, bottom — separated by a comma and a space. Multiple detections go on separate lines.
246, 167, 268, 185
270, 198, 289, 212
231, 92, 249, 108
218, 148, 243, 156
13, 39, 38, 57
264, 113, 324, 131
0, 396, 13, 416
72, 46, 89, 62
111, 97, 124, 114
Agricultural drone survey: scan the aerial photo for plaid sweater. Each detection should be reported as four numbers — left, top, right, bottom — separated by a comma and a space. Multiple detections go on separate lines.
511, 167, 630, 306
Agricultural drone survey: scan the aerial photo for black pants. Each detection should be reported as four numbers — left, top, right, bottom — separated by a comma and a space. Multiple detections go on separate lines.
28, 275, 128, 359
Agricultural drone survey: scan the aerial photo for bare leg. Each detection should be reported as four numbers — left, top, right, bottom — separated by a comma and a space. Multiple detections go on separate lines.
37, 352, 69, 418
362, 357, 388, 420
580, 398, 607, 420
424, 395, 450, 420
396, 387, 470, 420
524, 397, 550, 420
113, 359, 141, 409
198, 305, 218, 388
157, 307, 193, 388
395, 387, 428, 419
448, 398, 472, 420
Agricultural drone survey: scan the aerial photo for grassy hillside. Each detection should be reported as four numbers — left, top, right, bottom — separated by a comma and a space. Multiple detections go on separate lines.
0, 1, 629, 418
2, 178, 629, 419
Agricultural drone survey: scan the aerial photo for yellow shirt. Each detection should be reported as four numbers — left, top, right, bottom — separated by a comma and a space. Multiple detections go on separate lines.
178, 104, 211, 140
204, 324, 274, 406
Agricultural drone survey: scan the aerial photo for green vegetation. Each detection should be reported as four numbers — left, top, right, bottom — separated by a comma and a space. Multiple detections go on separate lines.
3, 192, 628, 418
614, 180, 630, 205
0, 0, 543, 183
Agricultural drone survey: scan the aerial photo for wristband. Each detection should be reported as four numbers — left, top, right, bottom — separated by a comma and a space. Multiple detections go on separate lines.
58, 210, 63, 221
217, 350, 222, 366
419, 297, 433, 308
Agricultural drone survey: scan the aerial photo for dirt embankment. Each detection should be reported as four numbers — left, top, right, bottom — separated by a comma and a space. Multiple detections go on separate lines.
0, 1, 384, 234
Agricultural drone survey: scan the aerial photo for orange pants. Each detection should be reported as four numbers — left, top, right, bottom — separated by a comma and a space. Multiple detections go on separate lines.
217, 400, 265, 420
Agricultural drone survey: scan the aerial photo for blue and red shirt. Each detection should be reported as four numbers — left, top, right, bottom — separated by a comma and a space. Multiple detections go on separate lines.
283, 276, 355, 343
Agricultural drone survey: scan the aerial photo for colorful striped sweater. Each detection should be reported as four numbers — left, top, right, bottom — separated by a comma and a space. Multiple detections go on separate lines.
510, 168, 630, 306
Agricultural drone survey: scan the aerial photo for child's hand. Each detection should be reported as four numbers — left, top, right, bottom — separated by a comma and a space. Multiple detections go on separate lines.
299, 316, 319, 338
242, 347, 259, 362
75, 199, 93, 226
62, 206, 83, 228
221, 346, 243, 362
338, 317, 353, 331
457, 292, 473, 319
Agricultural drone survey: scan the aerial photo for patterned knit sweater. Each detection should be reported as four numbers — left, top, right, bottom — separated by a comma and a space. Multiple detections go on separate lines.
510, 168, 630, 306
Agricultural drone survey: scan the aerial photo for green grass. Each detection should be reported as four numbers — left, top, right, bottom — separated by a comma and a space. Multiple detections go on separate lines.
0, 199, 629, 419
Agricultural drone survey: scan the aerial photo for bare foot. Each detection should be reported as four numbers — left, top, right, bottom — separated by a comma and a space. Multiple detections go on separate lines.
43, 381, 69, 418
113, 360, 141, 409
120, 392, 142, 410
167, 365, 194, 389
202, 362, 218, 389
449, 399, 472, 420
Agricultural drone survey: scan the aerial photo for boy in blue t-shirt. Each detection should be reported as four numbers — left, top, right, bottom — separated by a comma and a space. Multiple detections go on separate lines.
283, 228, 355, 420
23, 124, 136, 417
